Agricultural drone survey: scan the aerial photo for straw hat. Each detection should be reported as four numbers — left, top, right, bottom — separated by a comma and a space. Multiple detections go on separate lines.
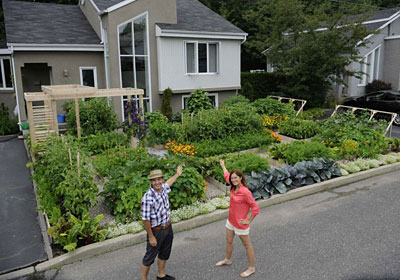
148, 169, 164, 180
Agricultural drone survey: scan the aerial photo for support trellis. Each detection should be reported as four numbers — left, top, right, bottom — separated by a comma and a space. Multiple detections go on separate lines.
330, 105, 397, 137
24, 84, 144, 148
269, 96, 307, 116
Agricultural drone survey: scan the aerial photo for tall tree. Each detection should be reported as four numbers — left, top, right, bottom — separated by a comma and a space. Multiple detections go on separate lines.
264, 0, 375, 106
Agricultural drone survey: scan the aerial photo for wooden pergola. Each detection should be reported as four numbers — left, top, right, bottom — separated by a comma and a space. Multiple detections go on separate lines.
24, 84, 144, 146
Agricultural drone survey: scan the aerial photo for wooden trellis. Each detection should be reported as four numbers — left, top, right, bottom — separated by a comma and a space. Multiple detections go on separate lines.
330, 105, 397, 137
24, 84, 144, 147
269, 96, 307, 116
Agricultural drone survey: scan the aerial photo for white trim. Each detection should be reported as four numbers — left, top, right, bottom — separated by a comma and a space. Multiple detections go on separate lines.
384, 35, 400, 40
89, 0, 101, 13
181, 92, 219, 110
117, 12, 151, 120
0, 57, 14, 91
156, 28, 247, 40
10, 55, 21, 124
102, 28, 110, 89
79, 66, 98, 88
7, 43, 103, 52
357, 44, 381, 86
184, 41, 220, 75
105, 0, 136, 13
0, 49, 12, 55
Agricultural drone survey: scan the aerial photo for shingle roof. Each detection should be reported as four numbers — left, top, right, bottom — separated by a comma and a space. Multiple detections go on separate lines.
92, 0, 245, 34
92, 0, 123, 11
369, 7, 400, 21
3, 0, 101, 45
157, 0, 245, 34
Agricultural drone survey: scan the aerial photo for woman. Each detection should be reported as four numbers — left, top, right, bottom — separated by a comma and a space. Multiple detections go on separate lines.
216, 160, 260, 278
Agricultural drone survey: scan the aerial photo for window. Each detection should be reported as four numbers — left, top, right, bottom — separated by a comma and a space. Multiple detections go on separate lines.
118, 13, 151, 118
182, 93, 218, 110
79, 67, 97, 88
358, 46, 380, 86
185, 42, 219, 74
0, 58, 13, 90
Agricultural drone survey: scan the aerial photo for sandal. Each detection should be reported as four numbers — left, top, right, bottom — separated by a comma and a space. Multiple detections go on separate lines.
215, 258, 232, 267
240, 267, 255, 278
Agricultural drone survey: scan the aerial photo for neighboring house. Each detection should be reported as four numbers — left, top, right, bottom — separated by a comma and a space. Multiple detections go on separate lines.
0, 0, 246, 124
265, 8, 400, 100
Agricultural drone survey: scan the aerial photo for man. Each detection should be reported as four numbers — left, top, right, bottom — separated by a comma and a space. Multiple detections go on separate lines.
141, 166, 182, 280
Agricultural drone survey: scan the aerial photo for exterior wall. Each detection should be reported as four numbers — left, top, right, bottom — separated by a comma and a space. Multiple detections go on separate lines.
169, 89, 237, 114
157, 37, 241, 92
346, 27, 387, 97
79, 0, 102, 38
101, 0, 177, 117
13, 51, 105, 121
383, 37, 400, 91
0, 90, 17, 119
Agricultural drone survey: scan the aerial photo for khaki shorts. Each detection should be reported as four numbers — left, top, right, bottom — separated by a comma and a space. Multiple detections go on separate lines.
225, 219, 249, 235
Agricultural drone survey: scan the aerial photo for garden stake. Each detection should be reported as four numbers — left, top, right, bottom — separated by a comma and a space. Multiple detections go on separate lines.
68, 148, 72, 167
77, 152, 80, 178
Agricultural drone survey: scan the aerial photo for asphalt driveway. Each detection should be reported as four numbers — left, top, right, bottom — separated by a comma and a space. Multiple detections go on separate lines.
0, 137, 47, 274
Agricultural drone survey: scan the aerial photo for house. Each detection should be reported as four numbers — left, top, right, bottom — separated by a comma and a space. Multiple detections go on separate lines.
265, 7, 400, 100
0, 0, 247, 124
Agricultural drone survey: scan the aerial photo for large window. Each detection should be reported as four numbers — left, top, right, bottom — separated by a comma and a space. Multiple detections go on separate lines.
79, 67, 97, 88
119, 13, 150, 117
358, 46, 380, 86
182, 93, 218, 109
185, 42, 219, 74
0, 58, 13, 90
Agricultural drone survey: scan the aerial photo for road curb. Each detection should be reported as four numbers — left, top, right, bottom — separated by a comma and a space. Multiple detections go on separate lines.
28, 161, 400, 273
0, 266, 35, 280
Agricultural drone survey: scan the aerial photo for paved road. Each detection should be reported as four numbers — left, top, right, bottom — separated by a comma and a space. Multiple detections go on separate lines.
19, 170, 400, 280
0, 137, 47, 274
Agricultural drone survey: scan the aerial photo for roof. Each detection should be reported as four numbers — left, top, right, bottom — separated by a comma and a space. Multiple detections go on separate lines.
158, 0, 245, 34
92, 0, 245, 34
3, 0, 101, 45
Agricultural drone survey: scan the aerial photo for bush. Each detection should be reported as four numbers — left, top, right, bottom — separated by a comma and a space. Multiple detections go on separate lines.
146, 119, 179, 145
186, 89, 214, 113
366, 80, 392, 94
210, 153, 270, 183
102, 159, 206, 223
253, 97, 296, 117
78, 132, 128, 155
222, 95, 250, 106
64, 98, 118, 136
144, 110, 168, 125
269, 140, 337, 165
240, 72, 288, 101
315, 112, 388, 159
0, 103, 19, 135
278, 118, 320, 139
161, 87, 173, 120
298, 108, 325, 120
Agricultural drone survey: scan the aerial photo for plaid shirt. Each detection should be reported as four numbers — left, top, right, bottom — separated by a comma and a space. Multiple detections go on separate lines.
141, 183, 171, 227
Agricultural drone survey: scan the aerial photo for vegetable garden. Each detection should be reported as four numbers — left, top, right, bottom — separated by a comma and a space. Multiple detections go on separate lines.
27, 90, 400, 254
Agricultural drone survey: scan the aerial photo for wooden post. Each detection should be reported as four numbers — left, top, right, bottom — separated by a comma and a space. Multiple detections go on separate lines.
77, 152, 80, 178
51, 100, 59, 134
26, 100, 36, 159
75, 98, 81, 138
139, 94, 144, 121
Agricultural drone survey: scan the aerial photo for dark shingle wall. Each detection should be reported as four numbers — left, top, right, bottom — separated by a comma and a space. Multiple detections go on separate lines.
3, 0, 101, 45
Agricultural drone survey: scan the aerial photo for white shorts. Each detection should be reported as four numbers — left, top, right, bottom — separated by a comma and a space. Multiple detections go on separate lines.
225, 219, 249, 235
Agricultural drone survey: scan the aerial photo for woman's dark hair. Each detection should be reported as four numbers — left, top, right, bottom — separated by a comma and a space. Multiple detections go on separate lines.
229, 169, 248, 191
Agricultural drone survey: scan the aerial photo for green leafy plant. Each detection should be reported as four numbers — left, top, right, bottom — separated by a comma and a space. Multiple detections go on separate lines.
0, 103, 19, 135
78, 132, 128, 155
246, 158, 342, 200
63, 98, 118, 136
269, 140, 337, 165
253, 97, 296, 117
145, 110, 168, 125
222, 95, 250, 106
298, 108, 325, 120
278, 118, 320, 139
186, 89, 214, 114
210, 153, 270, 183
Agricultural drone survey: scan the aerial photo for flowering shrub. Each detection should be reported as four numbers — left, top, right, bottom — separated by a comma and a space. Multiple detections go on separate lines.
266, 129, 282, 142
261, 115, 288, 129
123, 100, 149, 140
338, 152, 400, 175
165, 140, 196, 157
105, 221, 144, 239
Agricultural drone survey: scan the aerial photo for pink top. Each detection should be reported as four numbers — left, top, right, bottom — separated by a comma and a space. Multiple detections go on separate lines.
224, 171, 260, 230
